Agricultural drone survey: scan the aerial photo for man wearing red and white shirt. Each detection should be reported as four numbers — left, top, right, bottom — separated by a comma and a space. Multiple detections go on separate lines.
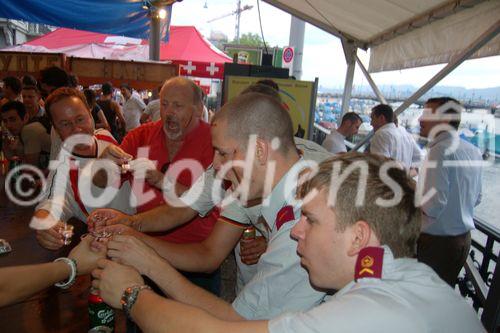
33, 88, 134, 250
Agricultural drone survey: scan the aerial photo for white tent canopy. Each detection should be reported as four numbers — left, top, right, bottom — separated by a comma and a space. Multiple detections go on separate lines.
263, 0, 500, 72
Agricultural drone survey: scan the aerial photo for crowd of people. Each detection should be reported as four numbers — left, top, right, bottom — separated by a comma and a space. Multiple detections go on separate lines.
0, 68, 173, 179
0, 65, 486, 332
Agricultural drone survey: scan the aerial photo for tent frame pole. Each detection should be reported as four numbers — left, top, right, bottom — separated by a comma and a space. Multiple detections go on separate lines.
339, 40, 356, 125
149, 13, 161, 61
356, 55, 387, 104
353, 20, 500, 151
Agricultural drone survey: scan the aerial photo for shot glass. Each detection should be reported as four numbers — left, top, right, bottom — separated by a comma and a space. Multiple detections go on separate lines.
59, 223, 74, 245
120, 162, 131, 174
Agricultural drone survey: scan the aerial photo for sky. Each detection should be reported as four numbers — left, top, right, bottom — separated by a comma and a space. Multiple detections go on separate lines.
169, 0, 500, 90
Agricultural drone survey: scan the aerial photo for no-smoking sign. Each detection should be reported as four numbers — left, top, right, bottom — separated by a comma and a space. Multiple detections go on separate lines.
283, 47, 294, 64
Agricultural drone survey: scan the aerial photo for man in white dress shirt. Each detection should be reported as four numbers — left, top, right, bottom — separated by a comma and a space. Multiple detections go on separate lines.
120, 83, 146, 132
394, 117, 423, 174
322, 112, 362, 154
417, 97, 482, 286
141, 86, 161, 123
370, 104, 418, 170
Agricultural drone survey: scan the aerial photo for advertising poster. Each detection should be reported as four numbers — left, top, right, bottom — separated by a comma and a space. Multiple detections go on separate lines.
224, 46, 262, 65
225, 76, 318, 139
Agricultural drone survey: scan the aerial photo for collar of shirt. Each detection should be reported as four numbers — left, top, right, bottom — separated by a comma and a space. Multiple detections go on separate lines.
331, 128, 346, 140
378, 122, 396, 132
260, 158, 308, 232
429, 130, 459, 149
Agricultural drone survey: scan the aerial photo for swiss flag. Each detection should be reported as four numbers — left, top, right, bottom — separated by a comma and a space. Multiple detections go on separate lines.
178, 61, 224, 79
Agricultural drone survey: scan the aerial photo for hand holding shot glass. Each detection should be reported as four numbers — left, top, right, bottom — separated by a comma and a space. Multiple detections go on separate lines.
87, 208, 136, 232
59, 222, 74, 246
87, 212, 113, 241
99, 145, 133, 172
32, 210, 77, 251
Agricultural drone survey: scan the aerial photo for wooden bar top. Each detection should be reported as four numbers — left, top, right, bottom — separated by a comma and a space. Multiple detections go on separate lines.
0, 179, 126, 332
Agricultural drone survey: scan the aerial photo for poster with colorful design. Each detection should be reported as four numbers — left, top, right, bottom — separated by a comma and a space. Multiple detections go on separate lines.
224, 76, 318, 140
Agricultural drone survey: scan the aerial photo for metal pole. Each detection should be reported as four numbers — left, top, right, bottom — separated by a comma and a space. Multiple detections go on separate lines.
355, 54, 386, 104
236, 0, 241, 43
340, 40, 356, 125
289, 16, 305, 79
353, 20, 500, 151
149, 12, 161, 61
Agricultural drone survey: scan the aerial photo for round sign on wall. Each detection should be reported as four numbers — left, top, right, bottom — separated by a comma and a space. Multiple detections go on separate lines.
283, 47, 294, 64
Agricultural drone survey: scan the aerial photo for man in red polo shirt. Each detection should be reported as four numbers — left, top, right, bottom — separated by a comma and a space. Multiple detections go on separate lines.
96, 77, 218, 291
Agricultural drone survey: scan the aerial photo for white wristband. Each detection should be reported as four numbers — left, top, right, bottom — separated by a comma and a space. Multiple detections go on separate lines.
54, 257, 77, 289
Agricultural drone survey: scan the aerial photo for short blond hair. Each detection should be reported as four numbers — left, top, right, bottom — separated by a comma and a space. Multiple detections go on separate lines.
299, 152, 421, 258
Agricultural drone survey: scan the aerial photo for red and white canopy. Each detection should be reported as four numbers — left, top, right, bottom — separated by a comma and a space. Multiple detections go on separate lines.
7, 26, 231, 79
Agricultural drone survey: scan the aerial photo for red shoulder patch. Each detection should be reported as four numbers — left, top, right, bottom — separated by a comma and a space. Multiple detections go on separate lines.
275, 205, 295, 231
354, 247, 384, 281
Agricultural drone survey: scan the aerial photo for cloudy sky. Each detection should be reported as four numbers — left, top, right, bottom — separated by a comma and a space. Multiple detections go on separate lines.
170, 0, 499, 90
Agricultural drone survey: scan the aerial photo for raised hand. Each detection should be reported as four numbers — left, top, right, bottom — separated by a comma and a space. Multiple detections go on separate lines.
99, 144, 132, 166
91, 259, 144, 309
68, 235, 106, 275
89, 224, 140, 252
106, 235, 162, 276
33, 212, 67, 250
87, 208, 135, 232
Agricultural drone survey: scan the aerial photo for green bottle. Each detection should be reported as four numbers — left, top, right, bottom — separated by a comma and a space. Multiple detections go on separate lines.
88, 287, 115, 332
8, 156, 21, 181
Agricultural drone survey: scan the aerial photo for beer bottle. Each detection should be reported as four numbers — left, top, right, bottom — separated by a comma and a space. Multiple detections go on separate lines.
242, 226, 256, 240
8, 156, 21, 181
0, 151, 6, 176
88, 287, 115, 332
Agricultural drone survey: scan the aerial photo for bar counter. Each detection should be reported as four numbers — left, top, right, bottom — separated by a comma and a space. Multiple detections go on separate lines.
0, 182, 126, 332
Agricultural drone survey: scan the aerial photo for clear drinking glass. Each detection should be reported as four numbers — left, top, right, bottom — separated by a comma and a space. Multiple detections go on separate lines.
60, 222, 74, 245
89, 213, 112, 240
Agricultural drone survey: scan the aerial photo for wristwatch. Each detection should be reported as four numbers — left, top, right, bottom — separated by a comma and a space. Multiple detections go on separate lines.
121, 284, 151, 319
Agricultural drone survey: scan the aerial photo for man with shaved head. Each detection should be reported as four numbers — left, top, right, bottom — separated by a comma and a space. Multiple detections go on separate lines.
91, 92, 328, 320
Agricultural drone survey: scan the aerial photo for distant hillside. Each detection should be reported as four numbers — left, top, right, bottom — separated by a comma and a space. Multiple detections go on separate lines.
318, 85, 500, 104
